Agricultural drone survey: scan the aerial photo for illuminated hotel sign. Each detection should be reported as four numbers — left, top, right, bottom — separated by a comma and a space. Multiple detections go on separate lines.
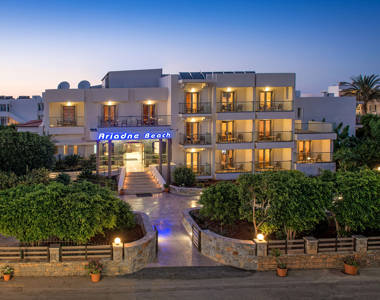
97, 131, 172, 141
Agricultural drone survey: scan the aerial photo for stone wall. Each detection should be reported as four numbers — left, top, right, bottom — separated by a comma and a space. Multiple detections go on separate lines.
170, 185, 203, 196
0, 212, 157, 277
182, 208, 380, 271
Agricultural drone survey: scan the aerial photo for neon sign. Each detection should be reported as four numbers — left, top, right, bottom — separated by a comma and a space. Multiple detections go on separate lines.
97, 131, 172, 141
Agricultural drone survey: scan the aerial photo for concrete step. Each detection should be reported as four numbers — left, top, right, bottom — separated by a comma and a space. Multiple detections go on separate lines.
123, 188, 162, 195
123, 171, 162, 195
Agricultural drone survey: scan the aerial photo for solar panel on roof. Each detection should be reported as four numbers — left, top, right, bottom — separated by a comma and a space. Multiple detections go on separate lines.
179, 72, 192, 79
190, 72, 204, 79
245, 71, 256, 74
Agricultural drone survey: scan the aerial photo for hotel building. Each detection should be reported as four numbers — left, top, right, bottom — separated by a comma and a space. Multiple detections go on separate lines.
42, 68, 355, 185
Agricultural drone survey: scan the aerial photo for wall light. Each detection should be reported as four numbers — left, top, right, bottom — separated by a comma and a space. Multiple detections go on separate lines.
227, 87, 232, 92
114, 237, 121, 245
190, 148, 196, 153
377, 166, 380, 171
66, 101, 72, 106
107, 100, 113, 106
190, 118, 196, 122
265, 87, 270, 92
191, 88, 196, 93
257, 233, 265, 241
146, 100, 153, 105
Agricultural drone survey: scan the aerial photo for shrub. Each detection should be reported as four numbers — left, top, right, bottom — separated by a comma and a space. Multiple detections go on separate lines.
173, 166, 196, 187
0, 168, 50, 190
81, 154, 96, 170
85, 260, 103, 274
199, 182, 240, 227
56, 173, 71, 185
63, 154, 81, 168
115, 201, 135, 229
0, 181, 135, 243
78, 168, 96, 181
0, 127, 55, 175
1, 265, 14, 275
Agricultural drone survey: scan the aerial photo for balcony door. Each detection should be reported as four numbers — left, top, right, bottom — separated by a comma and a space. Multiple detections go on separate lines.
142, 104, 156, 125
185, 92, 199, 113
220, 121, 234, 142
103, 105, 116, 125
185, 122, 200, 143
297, 140, 311, 161
221, 91, 235, 111
257, 149, 271, 168
221, 149, 234, 168
186, 152, 199, 174
259, 91, 273, 110
62, 105, 76, 126
258, 120, 272, 139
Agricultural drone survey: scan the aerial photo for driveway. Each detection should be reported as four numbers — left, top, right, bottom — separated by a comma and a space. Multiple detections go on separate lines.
120, 193, 219, 267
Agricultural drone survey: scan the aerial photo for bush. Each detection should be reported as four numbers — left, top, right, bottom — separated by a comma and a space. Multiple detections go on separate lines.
0, 127, 55, 175
0, 181, 135, 243
56, 173, 71, 185
199, 182, 240, 226
81, 154, 96, 170
0, 168, 50, 190
63, 154, 81, 168
173, 166, 196, 187
77, 168, 96, 181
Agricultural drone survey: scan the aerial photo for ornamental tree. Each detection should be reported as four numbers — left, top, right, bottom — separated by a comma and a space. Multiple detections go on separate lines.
0, 127, 55, 175
0, 181, 135, 243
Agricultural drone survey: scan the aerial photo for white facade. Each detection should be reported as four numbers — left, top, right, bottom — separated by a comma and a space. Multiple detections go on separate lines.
41, 68, 356, 178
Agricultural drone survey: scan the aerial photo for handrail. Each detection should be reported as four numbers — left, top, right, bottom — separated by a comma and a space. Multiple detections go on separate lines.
254, 130, 293, 142
179, 102, 211, 114
216, 132, 253, 143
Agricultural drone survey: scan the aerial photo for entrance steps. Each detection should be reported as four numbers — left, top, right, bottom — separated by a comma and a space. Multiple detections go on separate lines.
122, 171, 162, 195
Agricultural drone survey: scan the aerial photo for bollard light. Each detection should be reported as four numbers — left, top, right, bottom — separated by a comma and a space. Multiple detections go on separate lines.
257, 233, 265, 241
114, 237, 121, 245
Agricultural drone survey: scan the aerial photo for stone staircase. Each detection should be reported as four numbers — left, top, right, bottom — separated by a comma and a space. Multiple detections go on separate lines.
122, 171, 162, 195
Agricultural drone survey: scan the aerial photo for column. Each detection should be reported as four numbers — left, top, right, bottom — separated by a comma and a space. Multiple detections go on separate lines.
211, 86, 217, 177
108, 140, 112, 178
304, 236, 318, 255
112, 242, 123, 262
96, 141, 100, 176
353, 235, 368, 253
158, 139, 163, 175
254, 239, 268, 257
167, 138, 172, 184
49, 244, 61, 263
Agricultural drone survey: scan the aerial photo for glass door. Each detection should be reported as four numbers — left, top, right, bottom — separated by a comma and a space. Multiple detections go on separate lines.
185, 122, 200, 144
257, 149, 271, 169
103, 105, 116, 126
62, 105, 76, 126
185, 92, 199, 113
221, 92, 235, 111
142, 104, 156, 125
258, 120, 272, 139
221, 149, 234, 169
186, 152, 199, 174
259, 91, 273, 110
220, 121, 234, 142
297, 140, 311, 162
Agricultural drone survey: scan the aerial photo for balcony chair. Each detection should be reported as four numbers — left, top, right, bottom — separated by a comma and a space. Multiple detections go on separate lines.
316, 153, 322, 162
237, 133, 244, 143
275, 133, 282, 141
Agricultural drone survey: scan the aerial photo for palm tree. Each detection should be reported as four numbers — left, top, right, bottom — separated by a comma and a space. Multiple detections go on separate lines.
342, 74, 380, 114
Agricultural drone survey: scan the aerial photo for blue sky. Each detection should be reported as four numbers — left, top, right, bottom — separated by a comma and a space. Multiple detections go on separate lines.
1, 0, 379, 96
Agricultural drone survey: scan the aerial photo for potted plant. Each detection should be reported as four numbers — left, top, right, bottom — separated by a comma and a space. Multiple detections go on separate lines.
163, 183, 170, 193
343, 255, 360, 275
1, 265, 14, 281
271, 249, 288, 277
85, 260, 103, 282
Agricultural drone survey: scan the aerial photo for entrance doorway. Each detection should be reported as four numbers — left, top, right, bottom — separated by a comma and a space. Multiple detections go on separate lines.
124, 143, 144, 172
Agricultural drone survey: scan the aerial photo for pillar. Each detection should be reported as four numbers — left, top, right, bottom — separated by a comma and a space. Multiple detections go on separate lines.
112, 242, 123, 262
96, 140, 100, 176
304, 236, 318, 255
108, 140, 112, 178
254, 239, 268, 257
353, 235, 368, 253
167, 138, 172, 184
158, 139, 163, 175
49, 244, 61, 263
211, 86, 217, 177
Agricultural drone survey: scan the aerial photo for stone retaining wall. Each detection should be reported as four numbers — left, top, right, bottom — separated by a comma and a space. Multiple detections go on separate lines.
182, 208, 380, 271
0, 212, 156, 277
170, 185, 203, 196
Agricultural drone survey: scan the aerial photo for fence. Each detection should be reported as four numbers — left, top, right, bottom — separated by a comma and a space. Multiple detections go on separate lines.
267, 239, 305, 255
368, 237, 380, 251
192, 225, 201, 251
61, 245, 113, 261
0, 246, 49, 262
318, 237, 354, 253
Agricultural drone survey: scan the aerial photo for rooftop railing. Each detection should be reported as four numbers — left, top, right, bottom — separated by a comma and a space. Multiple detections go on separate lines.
216, 101, 253, 113
98, 115, 171, 127
179, 102, 211, 114
49, 116, 84, 127
254, 130, 293, 142
216, 132, 253, 143
179, 133, 212, 145
254, 100, 293, 112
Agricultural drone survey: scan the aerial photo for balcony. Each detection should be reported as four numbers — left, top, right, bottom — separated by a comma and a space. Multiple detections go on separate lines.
191, 164, 211, 176
254, 160, 292, 172
295, 122, 333, 134
179, 103, 211, 114
215, 161, 252, 173
98, 115, 171, 127
49, 116, 84, 127
254, 101, 293, 112
296, 152, 332, 163
255, 131, 293, 142
216, 132, 253, 144
216, 101, 253, 113
179, 133, 211, 146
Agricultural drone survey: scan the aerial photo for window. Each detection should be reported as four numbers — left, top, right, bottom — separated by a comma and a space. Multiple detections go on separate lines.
220, 121, 234, 142
0, 116, 8, 125
297, 140, 311, 161
257, 149, 271, 167
185, 92, 199, 113
62, 105, 76, 126
0, 104, 8, 112
186, 152, 200, 174
38, 103, 44, 111
220, 91, 235, 111
220, 149, 234, 168
185, 122, 200, 143
259, 91, 273, 110
258, 120, 272, 139
297, 107, 303, 119
103, 105, 116, 125
142, 104, 156, 125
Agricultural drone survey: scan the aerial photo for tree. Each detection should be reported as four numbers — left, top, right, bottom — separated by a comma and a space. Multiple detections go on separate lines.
0, 127, 55, 175
328, 170, 380, 236
342, 74, 380, 114
199, 182, 240, 230
0, 181, 135, 243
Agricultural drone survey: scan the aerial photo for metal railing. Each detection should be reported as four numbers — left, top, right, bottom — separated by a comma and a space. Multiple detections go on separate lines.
191, 164, 211, 176
216, 132, 253, 143
215, 162, 252, 173
49, 116, 84, 127
297, 152, 332, 163
295, 122, 333, 133
216, 101, 253, 112
254, 101, 293, 112
254, 160, 292, 172
179, 133, 212, 145
98, 115, 171, 127
179, 102, 211, 114
254, 131, 293, 142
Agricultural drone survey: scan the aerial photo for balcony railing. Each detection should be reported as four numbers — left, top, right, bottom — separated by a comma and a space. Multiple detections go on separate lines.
215, 162, 252, 173
216, 101, 253, 113
297, 152, 332, 163
179, 133, 211, 145
295, 122, 333, 133
190, 164, 211, 176
254, 160, 292, 172
254, 131, 293, 142
49, 116, 84, 127
254, 101, 293, 112
98, 115, 171, 127
216, 132, 253, 143
179, 103, 211, 114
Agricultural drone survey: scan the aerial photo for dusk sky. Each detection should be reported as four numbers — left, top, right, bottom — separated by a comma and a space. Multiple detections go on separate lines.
1, 0, 380, 97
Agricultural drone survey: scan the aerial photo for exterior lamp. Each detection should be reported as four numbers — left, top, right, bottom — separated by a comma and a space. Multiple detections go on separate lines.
107, 100, 112, 106
257, 233, 265, 241
191, 88, 196, 93
66, 101, 72, 106
377, 166, 380, 171
265, 87, 270, 92
227, 87, 232, 92
114, 237, 121, 245
146, 100, 153, 105
190, 118, 196, 122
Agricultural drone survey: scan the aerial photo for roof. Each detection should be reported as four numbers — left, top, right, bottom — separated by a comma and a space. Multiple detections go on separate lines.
16, 120, 43, 127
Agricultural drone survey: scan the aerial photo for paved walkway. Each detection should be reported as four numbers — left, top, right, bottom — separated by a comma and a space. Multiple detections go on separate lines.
120, 193, 219, 267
